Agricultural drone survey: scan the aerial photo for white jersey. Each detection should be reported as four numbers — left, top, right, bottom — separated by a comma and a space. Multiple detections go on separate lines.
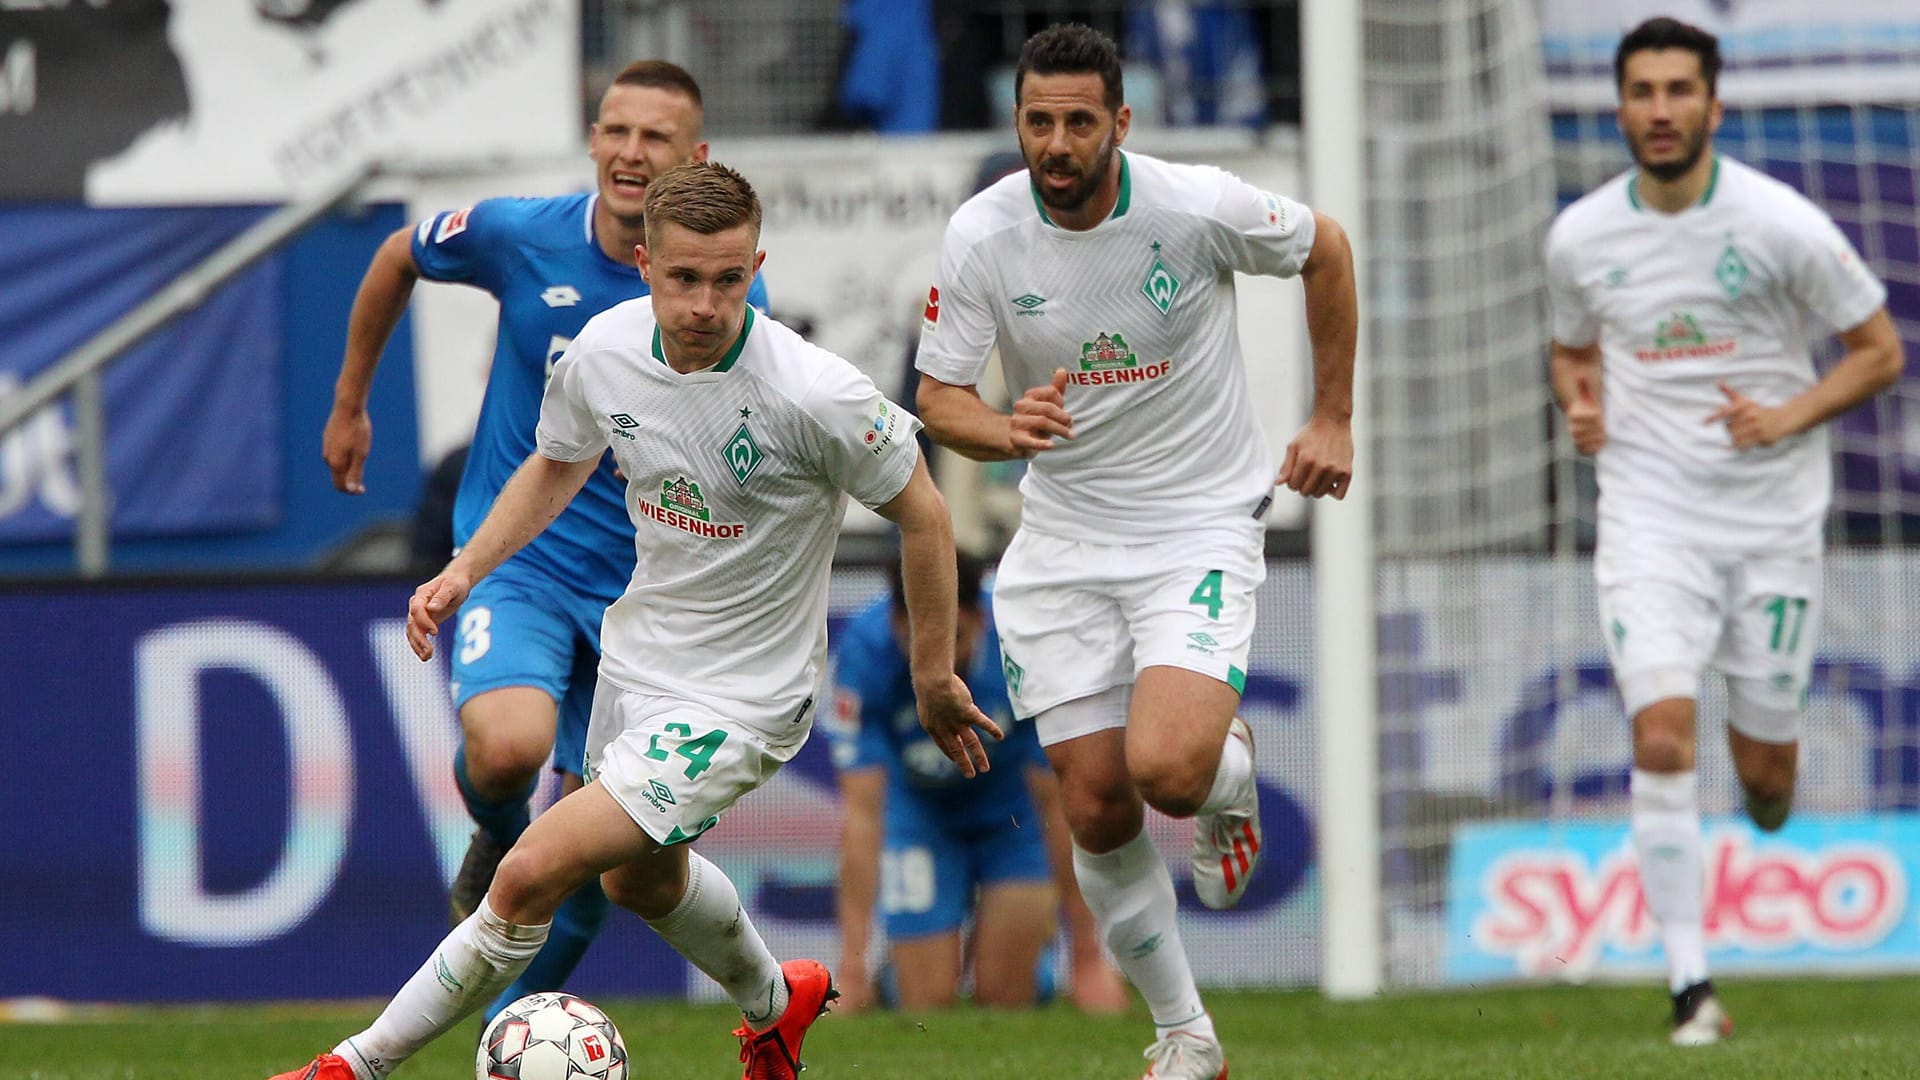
916, 150, 1316, 542
1546, 155, 1885, 554
536, 302, 922, 735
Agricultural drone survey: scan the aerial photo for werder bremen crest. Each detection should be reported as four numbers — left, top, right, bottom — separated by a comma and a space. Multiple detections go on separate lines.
1080, 332, 1138, 371
722, 422, 763, 485
1140, 240, 1181, 315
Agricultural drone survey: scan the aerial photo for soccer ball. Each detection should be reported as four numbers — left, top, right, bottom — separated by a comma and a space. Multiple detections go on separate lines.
477, 992, 627, 1080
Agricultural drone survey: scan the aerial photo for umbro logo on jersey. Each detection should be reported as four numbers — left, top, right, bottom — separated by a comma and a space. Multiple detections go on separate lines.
609, 413, 638, 440
541, 285, 582, 308
1604, 267, 1628, 288
1011, 293, 1047, 315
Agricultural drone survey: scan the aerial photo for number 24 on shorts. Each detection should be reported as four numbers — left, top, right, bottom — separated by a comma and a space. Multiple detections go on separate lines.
643, 721, 728, 780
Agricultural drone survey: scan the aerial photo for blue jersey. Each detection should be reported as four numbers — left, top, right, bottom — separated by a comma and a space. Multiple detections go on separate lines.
412, 193, 770, 602
828, 595, 1043, 833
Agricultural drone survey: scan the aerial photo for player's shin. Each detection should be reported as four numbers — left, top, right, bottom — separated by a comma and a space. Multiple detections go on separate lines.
335, 897, 549, 1077
1630, 768, 1709, 993
1073, 832, 1215, 1043
483, 879, 613, 1023
644, 850, 790, 1029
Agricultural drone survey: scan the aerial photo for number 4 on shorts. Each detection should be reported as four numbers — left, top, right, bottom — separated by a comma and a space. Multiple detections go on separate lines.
1189, 570, 1225, 620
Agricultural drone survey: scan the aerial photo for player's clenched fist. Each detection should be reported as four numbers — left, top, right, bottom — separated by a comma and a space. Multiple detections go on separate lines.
1009, 368, 1074, 456
1279, 414, 1354, 499
914, 673, 1005, 779
407, 572, 472, 660
1565, 374, 1606, 455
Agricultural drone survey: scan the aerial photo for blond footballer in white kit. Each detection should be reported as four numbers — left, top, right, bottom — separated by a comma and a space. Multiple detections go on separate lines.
916, 25, 1357, 1080
269, 163, 999, 1080
1547, 18, 1903, 1049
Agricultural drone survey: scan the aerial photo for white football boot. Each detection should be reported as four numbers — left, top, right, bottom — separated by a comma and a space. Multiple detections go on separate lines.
1191, 717, 1261, 910
1141, 1030, 1227, 1079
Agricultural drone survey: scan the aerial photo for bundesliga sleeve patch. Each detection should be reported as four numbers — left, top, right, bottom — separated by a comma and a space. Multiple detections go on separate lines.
921, 286, 940, 332
433, 206, 473, 244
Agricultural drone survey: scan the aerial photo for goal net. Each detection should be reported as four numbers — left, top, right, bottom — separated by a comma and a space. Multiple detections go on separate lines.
1361, 0, 1920, 989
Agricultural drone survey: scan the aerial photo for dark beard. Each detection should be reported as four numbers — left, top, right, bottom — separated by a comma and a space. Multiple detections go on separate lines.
1029, 139, 1115, 212
1632, 126, 1707, 182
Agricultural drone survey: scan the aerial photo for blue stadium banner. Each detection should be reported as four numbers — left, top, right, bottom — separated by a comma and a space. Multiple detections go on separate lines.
0, 205, 283, 542
1445, 815, 1920, 984
0, 580, 689, 1002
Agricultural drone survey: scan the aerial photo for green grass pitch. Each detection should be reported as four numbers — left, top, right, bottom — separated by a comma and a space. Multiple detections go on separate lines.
3, 976, 1915, 1078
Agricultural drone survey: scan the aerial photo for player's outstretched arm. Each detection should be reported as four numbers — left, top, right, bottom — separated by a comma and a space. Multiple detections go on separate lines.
1280, 211, 1358, 499
1551, 340, 1607, 454
833, 766, 886, 1013
874, 457, 1003, 775
917, 371, 1074, 461
1705, 307, 1905, 449
325, 227, 422, 494
406, 451, 597, 660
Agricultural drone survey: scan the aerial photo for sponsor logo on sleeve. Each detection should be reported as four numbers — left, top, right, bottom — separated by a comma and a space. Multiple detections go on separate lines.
864, 400, 901, 456
433, 206, 473, 244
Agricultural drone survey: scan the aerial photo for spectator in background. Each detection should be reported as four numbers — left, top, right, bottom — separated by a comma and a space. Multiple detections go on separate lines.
828, 551, 1128, 1014
827, 0, 941, 132
1128, 0, 1268, 128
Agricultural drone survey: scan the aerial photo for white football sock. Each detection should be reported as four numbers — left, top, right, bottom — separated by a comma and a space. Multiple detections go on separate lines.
1197, 724, 1254, 817
646, 850, 788, 1029
1631, 768, 1709, 994
1074, 831, 1212, 1039
334, 897, 548, 1077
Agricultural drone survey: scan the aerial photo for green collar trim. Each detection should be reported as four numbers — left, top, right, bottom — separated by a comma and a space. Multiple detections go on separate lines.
1030, 152, 1131, 228
652, 305, 755, 373
1629, 156, 1719, 212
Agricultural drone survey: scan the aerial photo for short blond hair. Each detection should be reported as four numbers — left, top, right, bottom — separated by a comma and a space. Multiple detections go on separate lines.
642, 161, 762, 251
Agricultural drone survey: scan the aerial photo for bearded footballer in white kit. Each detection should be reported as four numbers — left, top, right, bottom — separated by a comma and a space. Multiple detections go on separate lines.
915, 23, 1357, 1079
270, 162, 999, 1080
1547, 17, 1904, 1046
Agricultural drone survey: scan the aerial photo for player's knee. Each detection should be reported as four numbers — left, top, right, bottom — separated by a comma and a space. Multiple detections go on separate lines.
1064, 788, 1142, 852
1631, 699, 1695, 773
1130, 754, 1210, 818
461, 732, 546, 794
488, 847, 568, 925
602, 864, 684, 921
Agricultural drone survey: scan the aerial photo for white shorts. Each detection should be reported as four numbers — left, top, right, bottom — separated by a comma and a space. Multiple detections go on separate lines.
1595, 531, 1821, 741
582, 678, 806, 846
992, 524, 1265, 736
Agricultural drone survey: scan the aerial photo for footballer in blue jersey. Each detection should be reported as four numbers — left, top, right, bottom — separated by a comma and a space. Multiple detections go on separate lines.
826, 554, 1127, 1013
320, 61, 764, 1023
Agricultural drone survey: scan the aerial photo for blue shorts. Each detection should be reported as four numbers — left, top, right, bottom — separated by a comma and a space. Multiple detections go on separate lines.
881, 803, 1051, 940
449, 567, 607, 776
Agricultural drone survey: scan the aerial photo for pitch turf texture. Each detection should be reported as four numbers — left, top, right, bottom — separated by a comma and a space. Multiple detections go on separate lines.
5, 977, 1915, 1078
